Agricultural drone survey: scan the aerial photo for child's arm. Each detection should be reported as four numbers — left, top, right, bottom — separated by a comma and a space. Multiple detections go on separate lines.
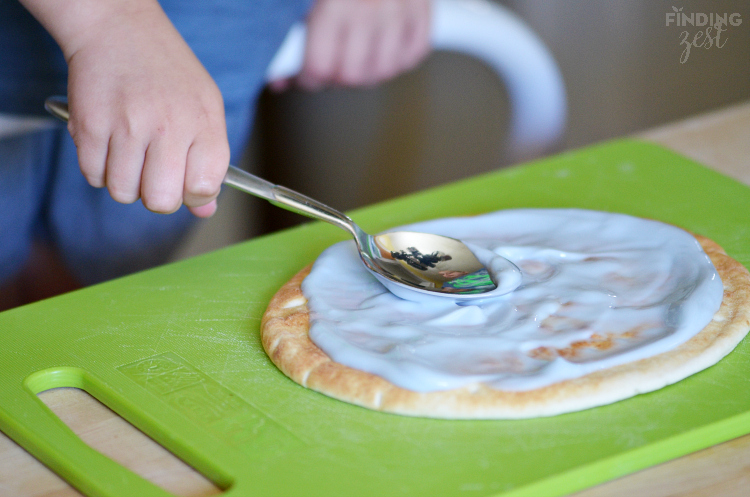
19, 0, 228, 218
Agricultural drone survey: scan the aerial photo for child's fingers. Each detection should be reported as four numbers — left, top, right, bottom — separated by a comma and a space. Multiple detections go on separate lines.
139, 135, 187, 214
68, 116, 109, 189
104, 131, 147, 204
371, 11, 404, 82
398, 0, 430, 71
298, 0, 431, 90
338, 18, 376, 86
182, 128, 229, 211
188, 199, 218, 218
299, 1, 345, 90
268, 78, 292, 92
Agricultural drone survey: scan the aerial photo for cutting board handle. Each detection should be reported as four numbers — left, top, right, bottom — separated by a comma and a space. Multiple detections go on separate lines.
8, 367, 227, 497
265, 0, 567, 159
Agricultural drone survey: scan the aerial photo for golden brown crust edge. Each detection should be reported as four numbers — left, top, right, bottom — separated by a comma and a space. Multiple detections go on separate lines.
261, 235, 750, 419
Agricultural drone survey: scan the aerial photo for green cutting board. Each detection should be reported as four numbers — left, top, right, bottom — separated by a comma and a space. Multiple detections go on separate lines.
2, 140, 750, 497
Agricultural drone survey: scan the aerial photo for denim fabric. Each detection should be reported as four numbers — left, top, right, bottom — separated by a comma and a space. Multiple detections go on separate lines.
0, 1, 67, 116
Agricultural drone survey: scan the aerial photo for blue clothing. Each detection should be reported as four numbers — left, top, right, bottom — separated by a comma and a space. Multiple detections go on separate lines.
0, 2, 67, 116
0, 128, 198, 284
0, 0, 313, 285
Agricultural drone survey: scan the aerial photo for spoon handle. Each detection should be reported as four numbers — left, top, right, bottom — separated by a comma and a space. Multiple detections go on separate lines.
44, 97, 357, 236
224, 166, 356, 236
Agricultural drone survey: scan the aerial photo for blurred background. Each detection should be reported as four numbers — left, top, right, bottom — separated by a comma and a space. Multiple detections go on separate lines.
173, 0, 750, 260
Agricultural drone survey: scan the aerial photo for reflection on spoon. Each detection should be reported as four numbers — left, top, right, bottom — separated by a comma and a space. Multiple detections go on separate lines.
367, 234, 522, 303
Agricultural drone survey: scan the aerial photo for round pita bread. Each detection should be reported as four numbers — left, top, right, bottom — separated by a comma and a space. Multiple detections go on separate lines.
261, 234, 750, 419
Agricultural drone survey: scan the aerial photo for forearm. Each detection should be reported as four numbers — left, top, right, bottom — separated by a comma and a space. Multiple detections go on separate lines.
18, 0, 168, 61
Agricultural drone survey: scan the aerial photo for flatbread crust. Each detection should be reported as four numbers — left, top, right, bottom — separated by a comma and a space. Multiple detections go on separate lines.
261, 234, 750, 419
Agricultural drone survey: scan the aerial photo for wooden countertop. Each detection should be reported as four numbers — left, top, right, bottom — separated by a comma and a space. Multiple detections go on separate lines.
1, 101, 749, 497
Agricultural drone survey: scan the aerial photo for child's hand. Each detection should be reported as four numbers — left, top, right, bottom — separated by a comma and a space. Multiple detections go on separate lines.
21, 0, 229, 217
271, 0, 431, 91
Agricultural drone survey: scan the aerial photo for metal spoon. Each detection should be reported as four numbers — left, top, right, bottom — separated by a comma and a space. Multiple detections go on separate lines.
45, 97, 516, 301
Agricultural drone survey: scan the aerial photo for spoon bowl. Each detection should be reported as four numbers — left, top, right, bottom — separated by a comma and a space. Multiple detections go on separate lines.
45, 96, 516, 302
227, 164, 506, 301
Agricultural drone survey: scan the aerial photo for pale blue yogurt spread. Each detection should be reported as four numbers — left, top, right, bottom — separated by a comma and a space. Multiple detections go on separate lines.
301, 209, 723, 392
